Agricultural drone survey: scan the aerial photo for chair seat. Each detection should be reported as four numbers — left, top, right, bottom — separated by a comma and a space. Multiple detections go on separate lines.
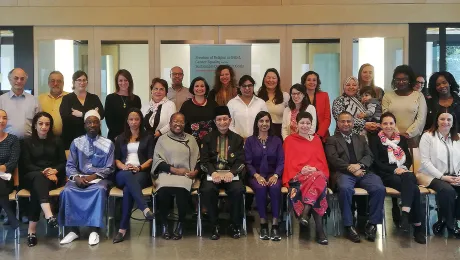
281, 187, 288, 193
427, 188, 436, 195
327, 188, 333, 195
418, 186, 430, 195
354, 188, 368, 196
109, 186, 154, 198
17, 189, 31, 198
245, 186, 254, 194
49, 186, 65, 197
8, 191, 17, 201
386, 187, 401, 196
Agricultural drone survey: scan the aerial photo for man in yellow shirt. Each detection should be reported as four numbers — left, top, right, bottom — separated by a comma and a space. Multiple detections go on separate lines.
38, 71, 68, 136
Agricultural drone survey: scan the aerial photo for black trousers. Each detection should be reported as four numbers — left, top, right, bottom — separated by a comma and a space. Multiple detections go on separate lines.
428, 178, 460, 229
157, 187, 190, 224
24, 171, 59, 222
382, 172, 422, 224
200, 180, 245, 226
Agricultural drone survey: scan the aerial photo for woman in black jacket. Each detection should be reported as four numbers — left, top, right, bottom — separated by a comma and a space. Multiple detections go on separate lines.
112, 108, 154, 243
368, 112, 425, 244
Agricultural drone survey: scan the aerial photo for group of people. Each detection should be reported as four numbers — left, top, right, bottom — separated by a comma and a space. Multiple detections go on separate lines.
0, 63, 459, 248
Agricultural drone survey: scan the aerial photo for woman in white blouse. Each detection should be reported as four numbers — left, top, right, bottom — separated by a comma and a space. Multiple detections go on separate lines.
257, 68, 290, 139
418, 111, 460, 238
141, 78, 176, 138
228, 75, 268, 139
281, 84, 317, 140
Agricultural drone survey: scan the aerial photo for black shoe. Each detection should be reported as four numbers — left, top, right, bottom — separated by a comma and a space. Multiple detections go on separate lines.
47, 216, 59, 229
144, 210, 154, 221
316, 234, 328, 245
259, 224, 269, 240
447, 225, 460, 239
299, 205, 311, 227
27, 233, 37, 247
172, 222, 183, 240
364, 222, 377, 242
112, 232, 125, 244
413, 226, 426, 244
229, 224, 241, 239
210, 225, 220, 240
400, 211, 410, 232
270, 225, 281, 241
432, 220, 446, 236
345, 226, 361, 243
161, 224, 171, 240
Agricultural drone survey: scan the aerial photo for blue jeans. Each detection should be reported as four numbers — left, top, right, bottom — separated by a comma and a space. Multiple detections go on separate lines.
115, 170, 152, 230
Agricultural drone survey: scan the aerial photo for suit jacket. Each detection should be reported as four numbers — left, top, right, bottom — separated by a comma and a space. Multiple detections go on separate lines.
200, 129, 245, 177
312, 91, 332, 140
325, 132, 374, 175
114, 133, 155, 166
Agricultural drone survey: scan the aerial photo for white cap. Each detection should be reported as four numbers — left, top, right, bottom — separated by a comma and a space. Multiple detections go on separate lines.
84, 109, 101, 121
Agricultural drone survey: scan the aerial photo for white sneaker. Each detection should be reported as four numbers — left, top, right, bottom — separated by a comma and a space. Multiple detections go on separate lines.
60, 232, 79, 245
88, 232, 99, 246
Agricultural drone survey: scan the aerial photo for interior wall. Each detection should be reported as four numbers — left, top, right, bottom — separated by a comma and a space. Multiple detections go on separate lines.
1, 2, 460, 25
119, 44, 150, 105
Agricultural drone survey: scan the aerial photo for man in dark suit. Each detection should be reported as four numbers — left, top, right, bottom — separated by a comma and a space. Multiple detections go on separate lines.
200, 106, 245, 240
326, 111, 385, 243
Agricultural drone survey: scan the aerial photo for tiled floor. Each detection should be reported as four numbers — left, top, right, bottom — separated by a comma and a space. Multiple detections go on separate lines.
0, 197, 459, 260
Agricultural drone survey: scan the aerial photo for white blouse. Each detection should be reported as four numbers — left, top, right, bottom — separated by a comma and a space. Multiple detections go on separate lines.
141, 100, 176, 135
125, 142, 140, 166
419, 131, 460, 181
227, 95, 268, 138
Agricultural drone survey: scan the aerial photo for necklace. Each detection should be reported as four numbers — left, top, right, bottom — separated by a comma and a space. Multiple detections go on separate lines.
258, 136, 267, 149
120, 95, 127, 108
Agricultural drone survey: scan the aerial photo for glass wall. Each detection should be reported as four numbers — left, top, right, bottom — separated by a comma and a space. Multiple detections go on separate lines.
292, 39, 340, 133
426, 28, 440, 78
37, 40, 88, 95
100, 41, 149, 136
353, 37, 404, 91
0, 30, 14, 92
446, 28, 460, 81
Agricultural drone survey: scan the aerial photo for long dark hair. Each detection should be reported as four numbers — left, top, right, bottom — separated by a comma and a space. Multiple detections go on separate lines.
300, 71, 322, 92
31, 112, 55, 141
429, 111, 459, 141
189, 76, 210, 96
257, 68, 283, 105
213, 65, 237, 92
288, 84, 308, 112
123, 108, 146, 143
115, 69, 135, 100
428, 71, 460, 100
252, 111, 274, 136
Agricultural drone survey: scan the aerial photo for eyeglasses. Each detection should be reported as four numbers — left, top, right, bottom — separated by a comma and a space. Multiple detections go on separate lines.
76, 79, 87, 83
393, 78, 409, 84
416, 81, 425, 85
241, 84, 254, 89
152, 87, 165, 92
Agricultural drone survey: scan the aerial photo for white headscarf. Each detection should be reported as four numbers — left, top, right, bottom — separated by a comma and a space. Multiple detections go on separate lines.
84, 109, 101, 121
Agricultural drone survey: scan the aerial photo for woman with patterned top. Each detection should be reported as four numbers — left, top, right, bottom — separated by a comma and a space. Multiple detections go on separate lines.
180, 77, 218, 144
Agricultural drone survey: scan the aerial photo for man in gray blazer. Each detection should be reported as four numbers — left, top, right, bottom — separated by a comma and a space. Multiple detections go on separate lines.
326, 111, 385, 243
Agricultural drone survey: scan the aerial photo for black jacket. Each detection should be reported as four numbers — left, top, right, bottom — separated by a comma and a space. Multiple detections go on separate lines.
114, 133, 154, 166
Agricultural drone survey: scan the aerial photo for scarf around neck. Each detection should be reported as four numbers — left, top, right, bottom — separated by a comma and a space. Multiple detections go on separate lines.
148, 97, 168, 127
378, 130, 406, 168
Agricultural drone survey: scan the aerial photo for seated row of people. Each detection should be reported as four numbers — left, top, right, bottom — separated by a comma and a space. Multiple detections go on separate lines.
2, 106, 459, 247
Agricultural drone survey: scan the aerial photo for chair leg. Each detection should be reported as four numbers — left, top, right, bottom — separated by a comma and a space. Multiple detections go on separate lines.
15, 199, 19, 244
242, 194, 247, 236
381, 200, 386, 238
285, 193, 289, 237
151, 193, 156, 238
425, 194, 429, 237
197, 194, 202, 237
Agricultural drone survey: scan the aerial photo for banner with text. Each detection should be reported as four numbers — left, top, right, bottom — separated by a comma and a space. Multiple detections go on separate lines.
190, 45, 251, 86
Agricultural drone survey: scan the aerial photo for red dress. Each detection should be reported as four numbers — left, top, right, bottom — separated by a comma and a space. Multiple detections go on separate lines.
283, 133, 330, 216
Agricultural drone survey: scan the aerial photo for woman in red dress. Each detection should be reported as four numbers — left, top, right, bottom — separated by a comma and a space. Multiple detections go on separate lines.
283, 111, 329, 245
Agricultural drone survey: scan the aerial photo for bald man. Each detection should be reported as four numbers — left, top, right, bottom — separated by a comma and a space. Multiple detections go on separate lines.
0, 68, 40, 139
167, 66, 192, 111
